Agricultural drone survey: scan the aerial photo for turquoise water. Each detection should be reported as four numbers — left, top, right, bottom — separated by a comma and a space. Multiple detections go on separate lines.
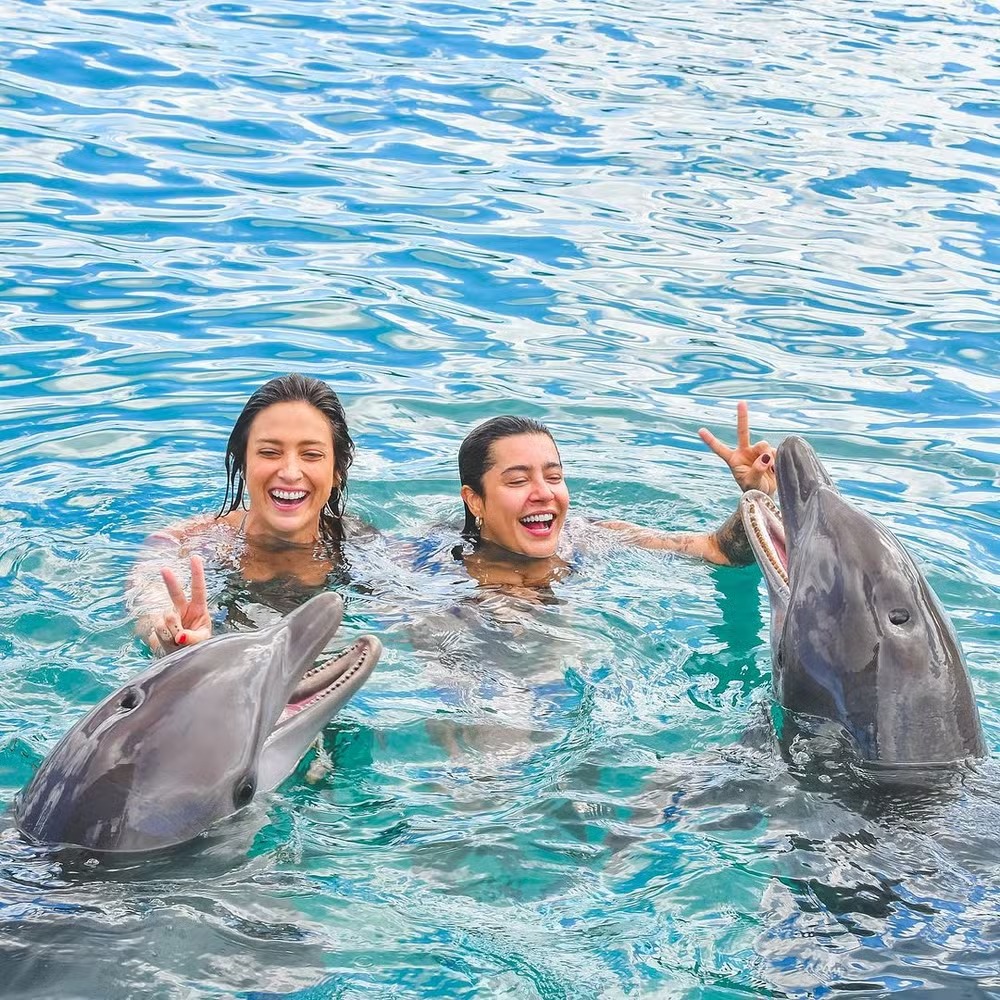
1, 0, 998, 996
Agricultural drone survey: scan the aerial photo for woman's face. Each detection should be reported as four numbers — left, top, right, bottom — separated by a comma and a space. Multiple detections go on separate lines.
242, 401, 336, 544
462, 433, 570, 559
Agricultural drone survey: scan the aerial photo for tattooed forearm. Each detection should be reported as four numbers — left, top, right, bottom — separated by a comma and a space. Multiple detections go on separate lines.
662, 532, 705, 557
596, 521, 718, 561
598, 511, 756, 566
711, 507, 755, 566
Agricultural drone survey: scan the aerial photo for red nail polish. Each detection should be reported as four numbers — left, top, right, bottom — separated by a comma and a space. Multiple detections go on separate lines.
177, 633, 187, 645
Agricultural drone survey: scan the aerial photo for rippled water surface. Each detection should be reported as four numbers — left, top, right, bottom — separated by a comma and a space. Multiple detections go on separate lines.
1, 1, 998, 997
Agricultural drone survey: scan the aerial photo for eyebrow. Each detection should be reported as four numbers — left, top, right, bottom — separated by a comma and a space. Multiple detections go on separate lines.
500, 461, 563, 475
254, 438, 330, 447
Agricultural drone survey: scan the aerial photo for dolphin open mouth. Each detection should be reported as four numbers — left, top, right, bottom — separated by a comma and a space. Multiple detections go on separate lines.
256, 629, 382, 792
13, 589, 383, 853
741, 491, 789, 592
279, 636, 380, 725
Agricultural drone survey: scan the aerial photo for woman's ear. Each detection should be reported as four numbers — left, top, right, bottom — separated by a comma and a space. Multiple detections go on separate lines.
460, 485, 483, 518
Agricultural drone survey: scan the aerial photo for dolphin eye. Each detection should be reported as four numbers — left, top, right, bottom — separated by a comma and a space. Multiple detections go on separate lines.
234, 777, 256, 809
119, 689, 141, 711
888, 608, 910, 626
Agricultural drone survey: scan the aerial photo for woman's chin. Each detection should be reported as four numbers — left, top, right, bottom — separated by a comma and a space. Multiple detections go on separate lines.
247, 510, 320, 545
517, 532, 562, 559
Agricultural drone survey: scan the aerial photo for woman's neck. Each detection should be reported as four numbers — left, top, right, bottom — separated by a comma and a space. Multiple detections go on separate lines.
240, 537, 336, 585
463, 539, 571, 589
220, 511, 337, 584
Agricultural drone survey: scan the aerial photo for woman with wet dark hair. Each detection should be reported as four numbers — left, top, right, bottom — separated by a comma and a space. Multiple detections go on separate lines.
131, 373, 357, 655
454, 402, 775, 589
219, 373, 355, 546
457, 415, 554, 539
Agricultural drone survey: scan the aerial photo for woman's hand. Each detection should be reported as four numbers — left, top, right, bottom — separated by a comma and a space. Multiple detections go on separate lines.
698, 401, 777, 497
146, 554, 213, 656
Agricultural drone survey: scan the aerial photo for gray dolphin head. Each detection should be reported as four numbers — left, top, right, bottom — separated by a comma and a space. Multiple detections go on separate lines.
15, 591, 381, 853
740, 436, 985, 765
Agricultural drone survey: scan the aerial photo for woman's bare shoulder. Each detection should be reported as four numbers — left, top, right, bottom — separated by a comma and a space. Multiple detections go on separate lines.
142, 513, 241, 551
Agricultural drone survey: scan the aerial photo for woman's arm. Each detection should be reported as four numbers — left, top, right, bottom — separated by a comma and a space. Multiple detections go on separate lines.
597, 402, 775, 567
596, 507, 754, 566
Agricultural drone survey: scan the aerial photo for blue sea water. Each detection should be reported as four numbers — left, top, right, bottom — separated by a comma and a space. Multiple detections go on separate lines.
0, 0, 998, 996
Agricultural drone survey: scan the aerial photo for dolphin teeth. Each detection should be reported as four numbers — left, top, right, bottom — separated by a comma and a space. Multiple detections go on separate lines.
280, 641, 372, 721
744, 494, 789, 586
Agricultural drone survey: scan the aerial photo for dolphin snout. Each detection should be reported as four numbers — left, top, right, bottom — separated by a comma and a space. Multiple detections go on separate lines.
776, 436, 836, 537
273, 591, 346, 688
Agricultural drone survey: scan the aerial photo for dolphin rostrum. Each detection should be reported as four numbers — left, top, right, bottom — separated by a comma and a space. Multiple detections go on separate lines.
740, 436, 985, 766
14, 591, 380, 852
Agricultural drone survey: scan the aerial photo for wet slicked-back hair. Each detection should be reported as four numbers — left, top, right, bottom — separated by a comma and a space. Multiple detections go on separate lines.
219, 374, 355, 544
457, 415, 556, 539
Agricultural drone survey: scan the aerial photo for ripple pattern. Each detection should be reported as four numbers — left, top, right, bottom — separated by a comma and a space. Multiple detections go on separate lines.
0, 1, 997, 997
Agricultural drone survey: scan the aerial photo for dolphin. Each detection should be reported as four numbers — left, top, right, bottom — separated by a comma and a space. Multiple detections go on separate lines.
740, 435, 986, 766
14, 591, 380, 853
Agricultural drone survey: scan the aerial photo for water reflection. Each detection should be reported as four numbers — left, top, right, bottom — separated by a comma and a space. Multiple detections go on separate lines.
0, 0, 997, 995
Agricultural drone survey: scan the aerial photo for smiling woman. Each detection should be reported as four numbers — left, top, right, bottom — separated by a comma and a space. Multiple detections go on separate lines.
239, 402, 335, 543
129, 374, 358, 656
219, 377, 353, 546
455, 403, 777, 590
459, 417, 570, 561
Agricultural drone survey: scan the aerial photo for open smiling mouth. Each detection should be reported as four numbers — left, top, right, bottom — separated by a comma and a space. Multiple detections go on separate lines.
269, 488, 308, 509
520, 513, 556, 534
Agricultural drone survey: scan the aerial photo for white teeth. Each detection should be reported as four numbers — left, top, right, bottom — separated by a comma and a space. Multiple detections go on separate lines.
271, 490, 307, 501
521, 514, 554, 524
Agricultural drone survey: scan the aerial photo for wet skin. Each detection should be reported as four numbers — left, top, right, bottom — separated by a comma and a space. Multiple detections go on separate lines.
740, 436, 986, 765
461, 433, 570, 560
241, 399, 338, 545
15, 592, 381, 853
143, 399, 341, 656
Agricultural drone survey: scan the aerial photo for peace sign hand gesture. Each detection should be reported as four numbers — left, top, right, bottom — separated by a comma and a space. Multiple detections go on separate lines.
147, 555, 213, 656
698, 401, 777, 497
